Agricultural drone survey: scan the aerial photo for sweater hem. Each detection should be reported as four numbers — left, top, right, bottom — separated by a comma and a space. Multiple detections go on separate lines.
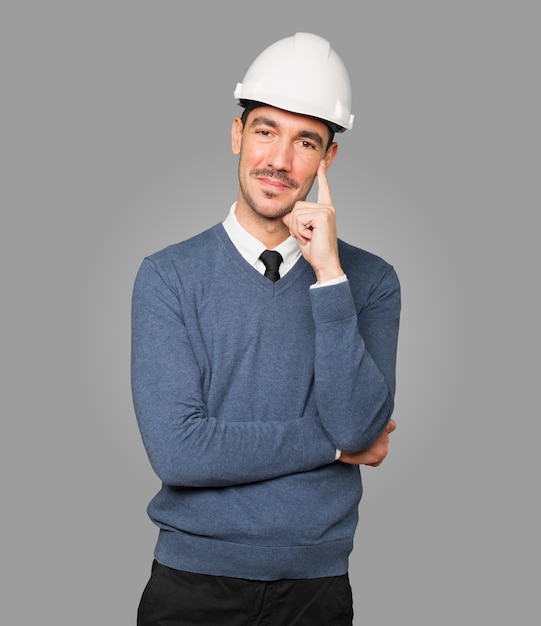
154, 529, 352, 581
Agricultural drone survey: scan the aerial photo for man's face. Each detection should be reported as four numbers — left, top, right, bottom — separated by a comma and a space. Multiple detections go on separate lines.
231, 106, 337, 221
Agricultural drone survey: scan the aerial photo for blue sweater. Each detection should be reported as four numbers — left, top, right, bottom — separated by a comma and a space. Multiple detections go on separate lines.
131, 223, 400, 580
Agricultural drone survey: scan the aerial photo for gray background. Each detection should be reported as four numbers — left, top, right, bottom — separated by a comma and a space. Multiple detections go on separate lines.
2, 1, 538, 624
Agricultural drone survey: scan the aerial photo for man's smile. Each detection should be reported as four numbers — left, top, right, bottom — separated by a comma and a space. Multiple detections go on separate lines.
250, 168, 299, 191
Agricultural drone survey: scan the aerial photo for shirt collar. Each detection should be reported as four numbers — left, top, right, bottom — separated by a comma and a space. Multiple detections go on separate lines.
223, 202, 301, 273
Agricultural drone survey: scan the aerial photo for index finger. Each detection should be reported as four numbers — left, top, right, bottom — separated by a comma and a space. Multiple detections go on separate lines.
317, 160, 332, 206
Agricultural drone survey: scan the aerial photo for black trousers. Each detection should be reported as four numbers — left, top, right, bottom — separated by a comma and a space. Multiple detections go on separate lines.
137, 561, 354, 626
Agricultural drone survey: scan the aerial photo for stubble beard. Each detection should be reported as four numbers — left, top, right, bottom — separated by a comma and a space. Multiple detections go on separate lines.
241, 186, 296, 221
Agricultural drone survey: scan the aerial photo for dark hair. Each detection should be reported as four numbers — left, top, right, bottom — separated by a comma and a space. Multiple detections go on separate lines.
239, 100, 336, 151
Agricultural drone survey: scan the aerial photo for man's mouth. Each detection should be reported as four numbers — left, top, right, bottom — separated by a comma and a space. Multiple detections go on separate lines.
251, 169, 298, 190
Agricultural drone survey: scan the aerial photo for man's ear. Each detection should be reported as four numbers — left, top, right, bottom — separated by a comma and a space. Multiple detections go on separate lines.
323, 142, 338, 169
231, 117, 243, 155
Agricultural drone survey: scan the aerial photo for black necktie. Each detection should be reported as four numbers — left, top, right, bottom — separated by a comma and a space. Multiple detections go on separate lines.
259, 249, 283, 282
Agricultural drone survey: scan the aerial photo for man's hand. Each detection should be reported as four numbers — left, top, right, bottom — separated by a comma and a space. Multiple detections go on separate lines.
339, 420, 397, 467
282, 160, 344, 283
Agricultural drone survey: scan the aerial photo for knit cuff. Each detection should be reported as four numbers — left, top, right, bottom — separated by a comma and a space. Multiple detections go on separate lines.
309, 280, 357, 323
298, 417, 339, 469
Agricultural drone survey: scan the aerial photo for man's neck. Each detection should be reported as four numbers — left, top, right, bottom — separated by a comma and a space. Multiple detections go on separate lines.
234, 199, 291, 249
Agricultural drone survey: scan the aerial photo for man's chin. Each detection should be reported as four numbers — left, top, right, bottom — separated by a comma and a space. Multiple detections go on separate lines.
254, 204, 293, 221
248, 196, 293, 220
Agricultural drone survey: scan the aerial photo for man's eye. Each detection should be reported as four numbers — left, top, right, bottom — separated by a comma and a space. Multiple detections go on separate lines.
300, 141, 316, 149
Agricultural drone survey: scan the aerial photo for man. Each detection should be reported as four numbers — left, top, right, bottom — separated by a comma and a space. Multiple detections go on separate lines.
132, 32, 400, 625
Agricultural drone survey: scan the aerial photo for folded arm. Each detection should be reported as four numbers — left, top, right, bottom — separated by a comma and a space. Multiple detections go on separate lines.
311, 266, 401, 453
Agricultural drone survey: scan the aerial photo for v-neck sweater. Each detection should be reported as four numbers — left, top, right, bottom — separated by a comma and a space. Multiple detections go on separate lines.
131, 223, 400, 580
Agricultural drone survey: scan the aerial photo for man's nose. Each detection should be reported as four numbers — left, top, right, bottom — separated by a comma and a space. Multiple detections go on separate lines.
266, 139, 292, 171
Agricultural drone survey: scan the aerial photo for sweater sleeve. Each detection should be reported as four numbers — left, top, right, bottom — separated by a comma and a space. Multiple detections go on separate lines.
310, 266, 401, 451
131, 258, 337, 488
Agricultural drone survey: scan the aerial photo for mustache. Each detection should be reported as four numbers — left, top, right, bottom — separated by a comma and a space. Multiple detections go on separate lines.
250, 168, 299, 190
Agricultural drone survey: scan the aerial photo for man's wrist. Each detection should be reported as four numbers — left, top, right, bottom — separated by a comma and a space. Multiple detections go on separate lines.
314, 265, 345, 284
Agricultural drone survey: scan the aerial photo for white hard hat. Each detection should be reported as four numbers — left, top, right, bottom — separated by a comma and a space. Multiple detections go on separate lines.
234, 32, 354, 132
